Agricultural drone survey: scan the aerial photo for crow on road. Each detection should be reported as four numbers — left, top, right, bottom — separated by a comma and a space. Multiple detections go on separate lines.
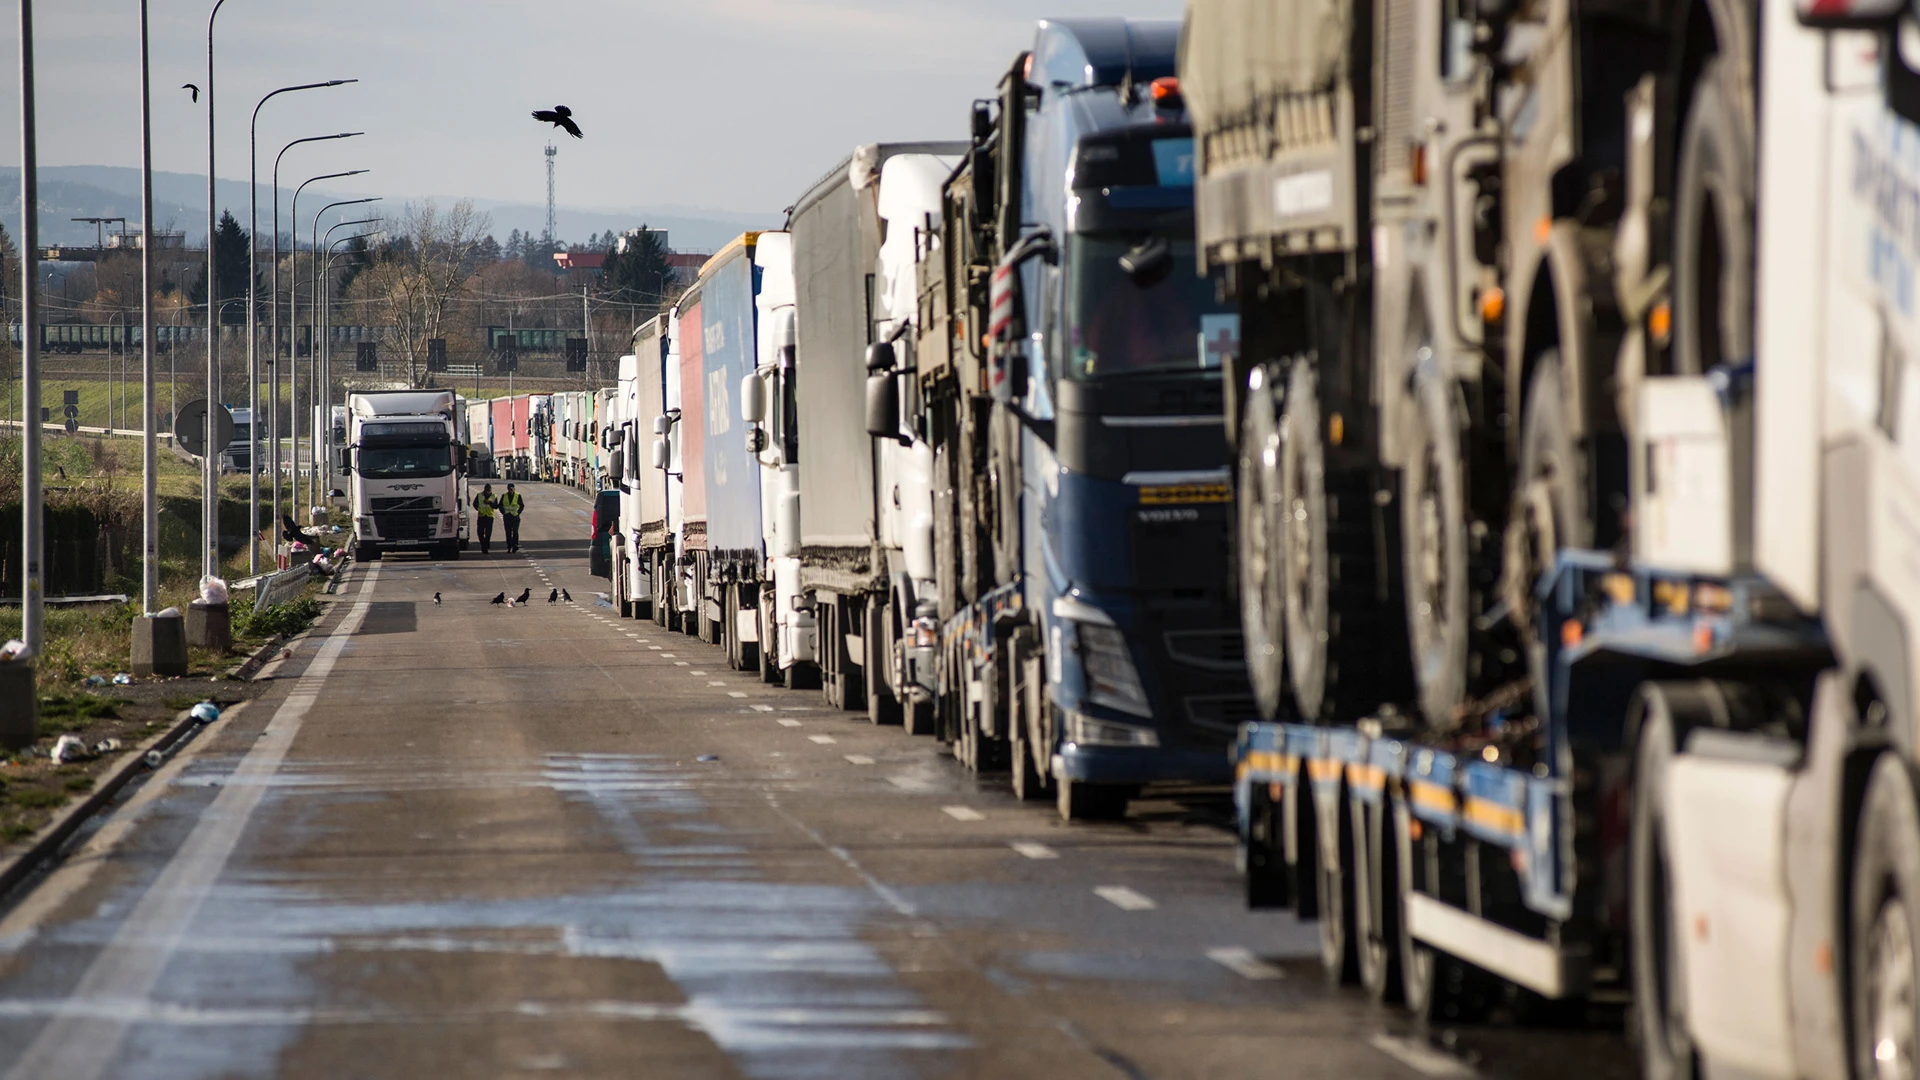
548, 588, 558, 604
515, 587, 531, 605
562, 589, 573, 603
433, 592, 442, 605
490, 592, 506, 606
532, 105, 582, 139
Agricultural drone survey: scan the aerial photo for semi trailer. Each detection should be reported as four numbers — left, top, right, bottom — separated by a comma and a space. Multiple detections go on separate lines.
345, 389, 467, 562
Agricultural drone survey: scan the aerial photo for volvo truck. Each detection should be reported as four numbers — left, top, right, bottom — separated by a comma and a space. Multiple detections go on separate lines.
345, 389, 466, 561
867, 18, 1253, 820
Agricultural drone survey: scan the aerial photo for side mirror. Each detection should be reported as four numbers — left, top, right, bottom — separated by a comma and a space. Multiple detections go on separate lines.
866, 372, 900, 440
866, 341, 897, 373
610, 450, 625, 484
652, 438, 668, 470
652, 414, 669, 436
338, 448, 353, 474
1119, 236, 1173, 287
741, 372, 768, 423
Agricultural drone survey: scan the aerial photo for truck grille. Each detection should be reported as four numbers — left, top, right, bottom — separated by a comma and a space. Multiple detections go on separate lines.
372, 510, 433, 539
372, 496, 435, 512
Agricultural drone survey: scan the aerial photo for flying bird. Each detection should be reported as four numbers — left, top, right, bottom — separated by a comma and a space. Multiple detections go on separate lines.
548, 588, 558, 604
532, 105, 583, 139
562, 589, 573, 603
433, 592, 442, 605
490, 592, 506, 606
515, 587, 531, 605
182, 84, 199, 102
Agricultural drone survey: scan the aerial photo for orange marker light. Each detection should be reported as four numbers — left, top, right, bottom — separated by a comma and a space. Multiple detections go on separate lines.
1411, 145, 1428, 187
1480, 286, 1505, 326
1151, 76, 1182, 105
1328, 413, 1344, 447
1561, 619, 1584, 648
1650, 300, 1673, 344
1534, 216, 1552, 245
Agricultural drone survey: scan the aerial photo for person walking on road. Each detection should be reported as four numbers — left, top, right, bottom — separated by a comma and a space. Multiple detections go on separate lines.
473, 483, 499, 555
500, 483, 527, 554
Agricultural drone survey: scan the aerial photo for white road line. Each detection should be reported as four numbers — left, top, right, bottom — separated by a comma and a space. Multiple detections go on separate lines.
1010, 841, 1058, 860
777, 719, 803, 727
807, 734, 837, 745
649, 646, 662, 651
1368, 1035, 1476, 1078
707, 681, 727, 686
1093, 885, 1157, 911
3, 564, 384, 1080
661, 653, 677, 658
843, 755, 875, 765
750, 704, 775, 713
1205, 946, 1285, 981
675, 662, 690, 667
689, 670, 707, 676
942, 806, 985, 822
728, 691, 748, 698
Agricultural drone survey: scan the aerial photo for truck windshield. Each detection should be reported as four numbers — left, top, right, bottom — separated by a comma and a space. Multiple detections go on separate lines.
358, 445, 453, 479
1066, 232, 1230, 379
227, 424, 250, 447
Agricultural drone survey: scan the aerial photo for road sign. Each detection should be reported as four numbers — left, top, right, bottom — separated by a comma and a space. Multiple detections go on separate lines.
62, 390, 78, 407
427, 338, 448, 373
173, 399, 234, 458
63, 418, 77, 434
498, 342, 518, 372
565, 337, 588, 372
356, 342, 378, 373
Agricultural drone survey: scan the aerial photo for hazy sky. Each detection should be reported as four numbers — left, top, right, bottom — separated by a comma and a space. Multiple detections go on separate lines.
0, 0, 1184, 220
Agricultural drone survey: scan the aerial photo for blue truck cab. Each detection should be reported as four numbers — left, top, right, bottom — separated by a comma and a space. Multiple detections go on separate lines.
915, 18, 1252, 819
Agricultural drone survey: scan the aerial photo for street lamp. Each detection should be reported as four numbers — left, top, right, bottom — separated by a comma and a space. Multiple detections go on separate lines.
312, 207, 378, 495
16, 0, 43, 661
268, 132, 360, 551
319, 224, 376, 496
290, 169, 367, 514
246, 78, 356, 573
200, 0, 228, 580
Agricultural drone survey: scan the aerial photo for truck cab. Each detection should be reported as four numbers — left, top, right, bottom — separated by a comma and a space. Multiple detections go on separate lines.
346, 390, 465, 562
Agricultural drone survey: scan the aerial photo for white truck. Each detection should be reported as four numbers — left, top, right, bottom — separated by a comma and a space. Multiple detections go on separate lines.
345, 389, 467, 562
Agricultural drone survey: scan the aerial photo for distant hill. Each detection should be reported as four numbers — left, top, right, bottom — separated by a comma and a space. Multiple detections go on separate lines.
0, 166, 774, 254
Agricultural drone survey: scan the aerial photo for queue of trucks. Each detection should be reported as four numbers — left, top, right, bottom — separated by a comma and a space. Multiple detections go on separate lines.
326, 4, 1920, 1073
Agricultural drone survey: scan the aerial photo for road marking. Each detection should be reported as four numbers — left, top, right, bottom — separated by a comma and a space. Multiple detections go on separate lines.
649, 646, 662, 651
1368, 1035, 1476, 1078
690, 670, 707, 676
777, 719, 803, 727
728, 691, 748, 698
750, 704, 775, 713
3, 564, 384, 1080
942, 806, 985, 822
808, 734, 837, 745
844, 755, 875, 765
1093, 886, 1156, 911
675, 661, 690, 667
1010, 841, 1058, 860
661, 653, 677, 658
626, 633, 639, 637
1205, 946, 1285, 981
707, 680, 726, 686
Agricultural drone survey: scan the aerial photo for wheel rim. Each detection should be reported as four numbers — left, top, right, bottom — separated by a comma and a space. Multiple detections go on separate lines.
1870, 893, 1918, 1080
1239, 388, 1285, 716
1413, 448, 1450, 680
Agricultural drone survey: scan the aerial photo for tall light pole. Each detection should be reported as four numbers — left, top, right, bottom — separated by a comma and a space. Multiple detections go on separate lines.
247, 78, 355, 573
290, 168, 367, 515
17, 0, 42, 655
320, 225, 376, 497
140, 0, 157, 613
268, 131, 359, 554
200, 0, 228, 580
312, 209, 378, 497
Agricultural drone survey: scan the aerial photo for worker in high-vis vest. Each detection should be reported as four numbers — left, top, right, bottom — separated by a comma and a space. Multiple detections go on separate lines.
473, 483, 498, 555
500, 483, 527, 554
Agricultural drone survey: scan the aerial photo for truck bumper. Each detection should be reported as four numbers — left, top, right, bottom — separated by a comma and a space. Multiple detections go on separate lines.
1051, 742, 1232, 786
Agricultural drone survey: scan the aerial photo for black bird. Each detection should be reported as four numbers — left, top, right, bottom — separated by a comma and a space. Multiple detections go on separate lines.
182, 83, 199, 102
548, 588, 558, 604
515, 587, 531, 605
532, 105, 583, 139
490, 592, 506, 605
562, 589, 573, 603
433, 592, 442, 605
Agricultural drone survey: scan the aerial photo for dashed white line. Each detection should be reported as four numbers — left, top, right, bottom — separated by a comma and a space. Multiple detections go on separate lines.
728, 691, 748, 698
661, 653, 677, 658
942, 806, 985, 822
649, 646, 662, 651
1205, 947, 1285, 981
843, 755, 875, 765
690, 670, 707, 676
1010, 841, 1058, 860
1093, 885, 1156, 911
750, 705, 775, 713
808, 734, 837, 745
675, 662, 690, 667
777, 719, 803, 728
707, 680, 726, 686
1368, 1035, 1476, 1078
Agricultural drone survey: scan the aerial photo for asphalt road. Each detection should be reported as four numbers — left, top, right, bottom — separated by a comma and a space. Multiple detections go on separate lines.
0, 483, 1635, 1079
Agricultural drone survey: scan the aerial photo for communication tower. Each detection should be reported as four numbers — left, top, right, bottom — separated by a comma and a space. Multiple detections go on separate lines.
543, 144, 558, 250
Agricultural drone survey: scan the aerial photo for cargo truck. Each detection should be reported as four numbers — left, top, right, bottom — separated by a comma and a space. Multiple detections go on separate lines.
867, 19, 1253, 820
345, 389, 466, 561
740, 232, 810, 685
612, 318, 668, 621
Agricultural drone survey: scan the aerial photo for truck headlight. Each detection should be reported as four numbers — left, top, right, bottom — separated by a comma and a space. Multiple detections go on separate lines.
432, 495, 443, 509
1064, 710, 1159, 747
1075, 623, 1152, 717
355, 516, 373, 532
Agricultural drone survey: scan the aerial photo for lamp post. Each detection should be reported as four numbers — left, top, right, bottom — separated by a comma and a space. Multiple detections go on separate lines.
16, 0, 42, 658
246, 79, 355, 573
289, 169, 367, 514
140, 0, 157, 614
314, 216, 377, 499
199, 0, 227, 580
268, 132, 359, 553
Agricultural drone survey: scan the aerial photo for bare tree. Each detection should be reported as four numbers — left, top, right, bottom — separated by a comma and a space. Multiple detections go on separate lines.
346, 200, 492, 386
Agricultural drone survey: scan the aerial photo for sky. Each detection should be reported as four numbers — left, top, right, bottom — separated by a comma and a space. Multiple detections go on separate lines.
0, 0, 1186, 225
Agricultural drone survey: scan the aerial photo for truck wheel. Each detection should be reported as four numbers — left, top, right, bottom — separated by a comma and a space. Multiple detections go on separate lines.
1246, 781, 1292, 909
723, 585, 742, 670
1630, 687, 1699, 1080
1672, 54, 1754, 380
439, 541, 460, 561
1504, 351, 1590, 649
1353, 788, 1404, 1003
1057, 778, 1128, 822
1011, 651, 1049, 802
785, 661, 821, 691
759, 590, 782, 685
1238, 369, 1287, 720
615, 558, 631, 618
354, 543, 380, 562
1400, 361, 1470, 729
1854, 755, 1920, 1080
866, 596, 902, 724
988, 403, 1021, 588
459, 538, 469, 551
1316, 781, 1360, 985
1393, 784, 1492, 1023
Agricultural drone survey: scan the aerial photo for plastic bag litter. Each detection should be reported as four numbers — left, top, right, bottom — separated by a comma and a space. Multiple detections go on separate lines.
198, 575, 229, 605
83, 674, 108, 688
50, 734, 89, 763
0, 639, 26, 662
154, 606, 181, 619
94, 738, 122, 753
112, 673, 132, 685
189, 701, 220, 723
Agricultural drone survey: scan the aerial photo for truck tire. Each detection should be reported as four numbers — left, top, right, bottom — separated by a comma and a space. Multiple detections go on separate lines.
866, 595, 902, 724
988, 403, 1021, 588
1057, 778, 1129, 822
1011, 643, 1049, 801
1504, 351, 1590, 649
437, 541, 460, 561
785, 660, 821, 692
1245, 781, 1292, 909
1237, 368, 1287, 721
354, 543, 380, 562
723, 584, 742, 671
1852, 754, 1920, 1080
1630, 686, 1700, 1080
1316, 780, 1361, 986
955, 648, 1007, 772
1400, 361, 1471, 729
615, 557, 630, 618
759, 589, 782, 685
1393, 784, 1493, 1023
651, 554, 670, 628
1353, 786, 1403, 1003
1673, 54, 1754, 381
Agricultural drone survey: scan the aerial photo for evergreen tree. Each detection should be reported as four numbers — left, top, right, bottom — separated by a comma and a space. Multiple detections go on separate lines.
189, 209, 251, 324
476, 233, 503, 264
505, 228, 524, 260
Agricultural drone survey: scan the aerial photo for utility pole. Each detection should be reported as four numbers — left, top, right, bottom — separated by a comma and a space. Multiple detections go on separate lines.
17, 0, 43, 654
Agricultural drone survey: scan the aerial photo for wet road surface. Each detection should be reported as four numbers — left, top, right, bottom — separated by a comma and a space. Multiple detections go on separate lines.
0, 484, 1635, 1078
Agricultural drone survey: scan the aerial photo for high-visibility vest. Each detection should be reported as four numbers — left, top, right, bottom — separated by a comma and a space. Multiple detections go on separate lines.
500, 492, 525, 516
473, 493, 497, 518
